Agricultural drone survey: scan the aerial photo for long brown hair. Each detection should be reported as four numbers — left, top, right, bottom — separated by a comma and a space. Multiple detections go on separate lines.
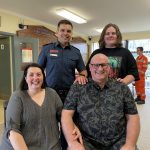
99, 23, 122, 49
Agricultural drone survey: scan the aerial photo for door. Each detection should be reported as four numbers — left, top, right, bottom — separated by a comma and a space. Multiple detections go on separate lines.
0, 36, 11, 99
12, 36, 39, 90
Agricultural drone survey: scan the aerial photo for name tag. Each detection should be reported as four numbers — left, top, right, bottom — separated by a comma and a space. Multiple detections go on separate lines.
50, 53, 58, 57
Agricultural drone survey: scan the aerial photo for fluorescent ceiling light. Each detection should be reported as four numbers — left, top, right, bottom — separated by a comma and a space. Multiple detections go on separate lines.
96, 28, 103, 33
56, 9, 87, 24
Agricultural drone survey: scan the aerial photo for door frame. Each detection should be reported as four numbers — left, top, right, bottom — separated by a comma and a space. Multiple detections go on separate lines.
0, 31, 14, 98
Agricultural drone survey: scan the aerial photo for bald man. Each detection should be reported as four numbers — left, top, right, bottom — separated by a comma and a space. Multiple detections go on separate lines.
61, 54, 140, 150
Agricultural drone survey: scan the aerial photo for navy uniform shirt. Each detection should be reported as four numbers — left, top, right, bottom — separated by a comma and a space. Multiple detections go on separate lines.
38, 42, 86, 90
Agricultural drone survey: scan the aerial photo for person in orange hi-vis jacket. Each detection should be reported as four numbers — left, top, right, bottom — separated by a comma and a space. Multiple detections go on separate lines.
135, 47, 148, 104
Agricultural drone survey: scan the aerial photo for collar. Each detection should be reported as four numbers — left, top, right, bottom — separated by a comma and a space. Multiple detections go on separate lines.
55, 41, 71, 49
138, 54, 144, 58
88, 78, 110, 90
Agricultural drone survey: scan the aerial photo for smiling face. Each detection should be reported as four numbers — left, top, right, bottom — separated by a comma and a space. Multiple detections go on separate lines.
55, 23, 73, 47
25, 67, 44, 91
104, 26, 117, 48
89, 54, 110, 85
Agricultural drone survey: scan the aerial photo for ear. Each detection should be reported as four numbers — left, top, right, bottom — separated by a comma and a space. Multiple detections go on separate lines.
55, 32, 58, 37
107, 65, 111, 72
89, 64, 92, 72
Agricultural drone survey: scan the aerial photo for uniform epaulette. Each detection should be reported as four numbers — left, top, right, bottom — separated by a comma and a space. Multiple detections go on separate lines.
70, 45, 80, 51
43, 42, 54, 46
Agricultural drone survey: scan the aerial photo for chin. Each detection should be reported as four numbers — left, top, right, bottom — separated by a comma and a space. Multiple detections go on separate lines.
95, 76, 105, 80
32, 85, 41, 89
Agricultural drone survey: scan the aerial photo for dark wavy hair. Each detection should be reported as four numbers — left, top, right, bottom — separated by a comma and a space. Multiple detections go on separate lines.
19, 63, 47, 90
99, 23, 122, 49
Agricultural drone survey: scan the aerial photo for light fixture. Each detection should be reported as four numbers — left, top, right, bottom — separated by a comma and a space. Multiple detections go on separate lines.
56, 8, 87, 24
96, 28, 103, 33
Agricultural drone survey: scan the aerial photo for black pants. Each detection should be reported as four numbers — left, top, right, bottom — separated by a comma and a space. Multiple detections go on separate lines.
56, 89, 69, 150
55, 89, 69, 104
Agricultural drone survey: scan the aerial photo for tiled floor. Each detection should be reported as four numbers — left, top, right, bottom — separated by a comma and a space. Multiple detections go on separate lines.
136, 89, 150, 150
0, 100, 5, 142
0, 89, 150, 149
0, 100, 4, 124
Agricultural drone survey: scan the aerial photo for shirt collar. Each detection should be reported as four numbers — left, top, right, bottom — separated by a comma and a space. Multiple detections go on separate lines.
88, 78, 110, 90
55, 41, 71, 49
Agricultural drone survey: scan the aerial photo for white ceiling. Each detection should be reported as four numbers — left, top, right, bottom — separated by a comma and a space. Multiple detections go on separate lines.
0, 0, 150, 36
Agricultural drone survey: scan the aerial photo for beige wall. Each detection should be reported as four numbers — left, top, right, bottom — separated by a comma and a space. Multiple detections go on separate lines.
2, 9, 150, 42
1, 9, 150, 58
0, 10, 87, 40
0, 10, 56, 34
122, 31, 150, 40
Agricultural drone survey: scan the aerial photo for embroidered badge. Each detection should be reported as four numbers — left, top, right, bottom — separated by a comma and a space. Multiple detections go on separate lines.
50, 50, 59, 53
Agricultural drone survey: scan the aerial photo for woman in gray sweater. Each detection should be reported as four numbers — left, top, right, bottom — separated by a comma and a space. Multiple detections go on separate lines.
0, 63, 63, 150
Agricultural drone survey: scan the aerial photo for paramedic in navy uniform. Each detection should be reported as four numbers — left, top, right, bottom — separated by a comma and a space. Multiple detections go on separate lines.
38, 19, 87, 150
38, 19, 87, 103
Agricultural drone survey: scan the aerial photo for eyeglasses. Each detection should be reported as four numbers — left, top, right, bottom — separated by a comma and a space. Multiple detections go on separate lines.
90, 63, 109, 69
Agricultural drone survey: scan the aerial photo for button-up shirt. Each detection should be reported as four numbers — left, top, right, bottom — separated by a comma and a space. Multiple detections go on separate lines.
38, 42, 86, 89
64, 78, 138, 146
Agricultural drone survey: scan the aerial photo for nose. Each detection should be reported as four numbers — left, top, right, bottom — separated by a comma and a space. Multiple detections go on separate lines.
63, 30, 68, 35
33, 75, 39, 80
97, 65, 103, 70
